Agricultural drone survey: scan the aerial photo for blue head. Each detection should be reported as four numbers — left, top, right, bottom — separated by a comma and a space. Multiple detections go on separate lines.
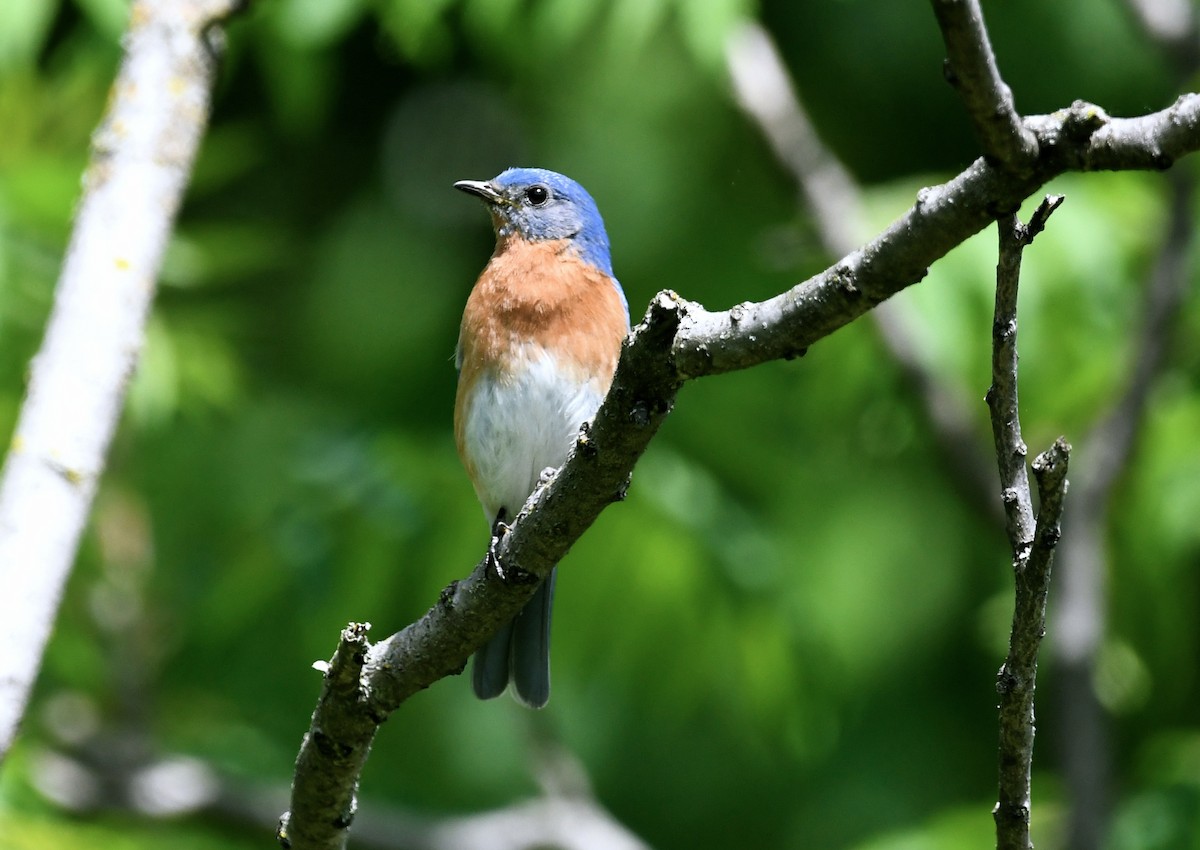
455, 167, 614, 277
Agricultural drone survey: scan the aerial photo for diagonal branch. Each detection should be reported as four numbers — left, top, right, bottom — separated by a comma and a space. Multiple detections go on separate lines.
672, 96, 1200, 380
283, 93, 1200, 848
0, 0, 243, 763
930, 0, 1039, 170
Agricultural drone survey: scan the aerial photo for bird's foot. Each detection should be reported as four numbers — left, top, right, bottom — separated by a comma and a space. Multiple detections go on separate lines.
487, 516, 511, 581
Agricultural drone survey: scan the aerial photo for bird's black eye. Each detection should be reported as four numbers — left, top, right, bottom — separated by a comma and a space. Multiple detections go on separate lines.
524, 185, 549, 206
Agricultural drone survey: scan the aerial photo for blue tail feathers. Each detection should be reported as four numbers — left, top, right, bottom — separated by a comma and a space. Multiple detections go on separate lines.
471, 569, 556, 709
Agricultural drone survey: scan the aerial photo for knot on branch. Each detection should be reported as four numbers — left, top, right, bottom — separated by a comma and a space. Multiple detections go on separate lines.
1026, 101, 1111, 169
996, 665, 1019, 696
993, 801, 1032, 827
312, 729, 355, 761
1061, 100, 1111, 142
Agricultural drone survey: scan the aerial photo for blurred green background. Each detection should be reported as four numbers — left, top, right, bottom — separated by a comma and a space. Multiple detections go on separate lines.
2, 0, 1200, 848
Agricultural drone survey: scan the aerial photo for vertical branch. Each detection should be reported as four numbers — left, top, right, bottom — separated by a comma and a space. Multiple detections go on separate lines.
987, 218, 1037, 558
995, 438, 1070, 850
986, 198, 1063, 560
988, 199, 1071, 850
0, 0, 241, 761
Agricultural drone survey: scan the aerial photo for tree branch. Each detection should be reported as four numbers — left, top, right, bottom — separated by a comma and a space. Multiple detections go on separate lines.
987, 198, 1064, 562
930, 0, 1039, 170
0, 0, 241, 763
669, 94, 1200, 380
994, 435, 1070, 850
283, 88, 1200, 846
988, 202, 1071, 850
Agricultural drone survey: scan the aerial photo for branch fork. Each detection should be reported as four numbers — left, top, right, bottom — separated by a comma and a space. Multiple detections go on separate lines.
988, 199, 1072, 850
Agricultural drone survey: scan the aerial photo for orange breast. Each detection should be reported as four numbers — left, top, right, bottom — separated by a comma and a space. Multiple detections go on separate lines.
454, 237, 629, 470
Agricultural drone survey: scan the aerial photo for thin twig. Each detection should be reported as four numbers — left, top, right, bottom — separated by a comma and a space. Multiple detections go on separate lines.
1031, 440, 1071, 563
988, 214, 1037, 560
930, 0, 1039, 170
994, 436, 1070, 850
989, 202, 1070, 850
986, 196, 1064, 562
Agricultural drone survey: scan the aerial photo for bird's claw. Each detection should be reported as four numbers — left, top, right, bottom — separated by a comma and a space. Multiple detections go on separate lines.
487, 519, 511, 581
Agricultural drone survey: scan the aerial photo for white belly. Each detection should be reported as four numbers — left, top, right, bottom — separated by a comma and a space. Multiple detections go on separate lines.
461, 345, 606, 522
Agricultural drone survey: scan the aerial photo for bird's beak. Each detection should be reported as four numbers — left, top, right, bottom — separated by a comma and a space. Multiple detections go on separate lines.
454, 179, 505, 205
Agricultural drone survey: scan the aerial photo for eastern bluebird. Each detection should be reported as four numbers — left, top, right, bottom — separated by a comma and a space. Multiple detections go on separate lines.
454, 168, 630, 708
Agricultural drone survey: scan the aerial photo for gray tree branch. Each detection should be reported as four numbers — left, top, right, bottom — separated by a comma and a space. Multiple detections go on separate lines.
930, 0, 1039, 170
987, 199, 1063, 563
726, 22, 865, 254
989, 203, 1071, 850
283, 90, 1200, 848
993, 436, 1070, 850
0, 0, 242, 763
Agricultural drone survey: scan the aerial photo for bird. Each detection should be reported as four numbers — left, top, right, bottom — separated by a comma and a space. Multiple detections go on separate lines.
453, 167, 629, 708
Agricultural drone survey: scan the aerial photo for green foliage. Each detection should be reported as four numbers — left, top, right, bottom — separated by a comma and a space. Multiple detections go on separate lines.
2, 1, 1200, 848
0, 0, 59, 71
0, 810, 264, 850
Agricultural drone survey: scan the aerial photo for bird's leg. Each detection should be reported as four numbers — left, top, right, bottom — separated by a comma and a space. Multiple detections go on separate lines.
488, 508, 510, 581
